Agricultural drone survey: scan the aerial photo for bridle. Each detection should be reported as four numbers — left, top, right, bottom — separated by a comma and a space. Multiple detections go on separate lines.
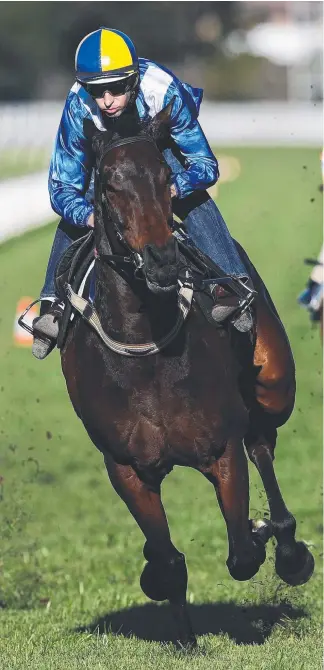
95, 133, 169, 276
66, 132, 194, 356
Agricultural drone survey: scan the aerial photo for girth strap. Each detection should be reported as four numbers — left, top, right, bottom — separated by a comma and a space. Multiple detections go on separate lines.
66, 281, 193, 357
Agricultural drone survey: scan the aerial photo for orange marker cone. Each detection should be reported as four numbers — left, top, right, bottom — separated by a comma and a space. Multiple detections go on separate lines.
14, 297, 39, 347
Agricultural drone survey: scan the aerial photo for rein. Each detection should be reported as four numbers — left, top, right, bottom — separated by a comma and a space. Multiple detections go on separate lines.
67, 133, 194, 357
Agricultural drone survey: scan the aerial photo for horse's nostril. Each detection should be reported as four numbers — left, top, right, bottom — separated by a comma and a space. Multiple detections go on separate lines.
143, 238, 178, 266
143, 239, 179, 292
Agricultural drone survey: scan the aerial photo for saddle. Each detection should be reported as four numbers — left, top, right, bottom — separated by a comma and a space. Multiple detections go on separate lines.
55, 229, 95, 348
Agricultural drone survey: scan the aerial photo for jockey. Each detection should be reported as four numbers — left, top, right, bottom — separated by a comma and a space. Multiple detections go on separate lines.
32, 27, 253, 359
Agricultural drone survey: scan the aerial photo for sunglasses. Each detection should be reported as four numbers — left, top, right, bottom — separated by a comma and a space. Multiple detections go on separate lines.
84, 74, 138, 99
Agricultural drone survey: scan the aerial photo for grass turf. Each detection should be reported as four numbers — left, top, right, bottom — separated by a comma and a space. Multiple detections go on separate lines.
0, 148, 49, 180
0, 147, 322, 669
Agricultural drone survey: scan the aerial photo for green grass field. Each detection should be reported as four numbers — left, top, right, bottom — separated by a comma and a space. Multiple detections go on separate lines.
0, 148, 49, 180
0, 147, 322, 669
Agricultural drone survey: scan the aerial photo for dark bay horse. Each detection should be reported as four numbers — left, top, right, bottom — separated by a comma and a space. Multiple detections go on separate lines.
61, 104, 314, 647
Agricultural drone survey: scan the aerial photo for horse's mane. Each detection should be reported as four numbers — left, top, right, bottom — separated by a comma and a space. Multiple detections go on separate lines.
102, 107, 148, 142
86, 103, 170, 166
83, 107, 145, 152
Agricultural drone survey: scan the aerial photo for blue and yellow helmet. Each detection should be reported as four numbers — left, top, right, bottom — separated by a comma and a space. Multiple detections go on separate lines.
75, 27, 138, 83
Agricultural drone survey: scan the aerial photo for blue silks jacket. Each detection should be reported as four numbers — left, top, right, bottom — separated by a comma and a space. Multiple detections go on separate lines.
49, 58, 220, 227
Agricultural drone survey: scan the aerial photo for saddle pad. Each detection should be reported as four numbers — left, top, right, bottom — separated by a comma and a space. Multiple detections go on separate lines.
70, 259, 95, 322
55, 230, 95, 302
57, 250, 95, 349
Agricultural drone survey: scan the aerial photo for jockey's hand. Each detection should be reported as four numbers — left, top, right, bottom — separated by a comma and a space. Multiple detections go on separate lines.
170, 184, 177, 198
87, 213, 95, 228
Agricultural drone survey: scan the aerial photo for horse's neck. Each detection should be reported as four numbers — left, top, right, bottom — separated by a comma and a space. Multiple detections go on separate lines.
94, 261, 178, 344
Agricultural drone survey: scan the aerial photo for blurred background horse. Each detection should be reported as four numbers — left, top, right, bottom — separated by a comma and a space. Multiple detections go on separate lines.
298, 251, 323, 339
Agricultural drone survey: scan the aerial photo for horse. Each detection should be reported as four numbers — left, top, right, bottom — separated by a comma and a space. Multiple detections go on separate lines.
60, 103, 314, 648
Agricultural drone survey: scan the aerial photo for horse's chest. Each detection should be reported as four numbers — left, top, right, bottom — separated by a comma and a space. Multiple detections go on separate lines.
106, 359, 235, 460
74, 325, 243, 471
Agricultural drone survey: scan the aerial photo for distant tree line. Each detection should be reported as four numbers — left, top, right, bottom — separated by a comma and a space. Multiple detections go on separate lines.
0, 1, 236, 100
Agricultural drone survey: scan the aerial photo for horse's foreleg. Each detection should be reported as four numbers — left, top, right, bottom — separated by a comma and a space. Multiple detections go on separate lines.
104, 452, 196, 648
202, 439, 268, 581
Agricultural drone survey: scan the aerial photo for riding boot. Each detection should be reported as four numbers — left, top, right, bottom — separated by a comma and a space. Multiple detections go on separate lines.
33, 220, 88, 359
211, 279, 255, 332
32, 301, 64, 360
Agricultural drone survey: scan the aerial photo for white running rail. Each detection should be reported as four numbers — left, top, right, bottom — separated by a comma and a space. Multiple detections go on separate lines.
0, 100, 322, 244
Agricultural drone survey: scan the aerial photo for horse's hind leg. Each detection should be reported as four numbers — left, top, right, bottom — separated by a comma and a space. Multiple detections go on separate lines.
245, 295, 314, 586
104, 452, 196, 648
201, 438, 270, 582
245, 417, 314, 586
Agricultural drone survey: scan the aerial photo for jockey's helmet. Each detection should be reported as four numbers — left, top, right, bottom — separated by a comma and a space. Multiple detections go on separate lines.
75, 27, 138, 87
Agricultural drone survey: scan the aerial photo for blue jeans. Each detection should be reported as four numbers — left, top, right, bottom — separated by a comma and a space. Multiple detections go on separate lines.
164, 148, 247, 277
40, 226, 73, 300
40, 149, 247, 300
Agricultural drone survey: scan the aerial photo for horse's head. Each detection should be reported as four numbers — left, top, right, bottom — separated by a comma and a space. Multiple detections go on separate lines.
91, 101, 179, 294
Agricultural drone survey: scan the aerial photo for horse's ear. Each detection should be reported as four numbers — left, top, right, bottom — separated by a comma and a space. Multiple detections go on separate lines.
148, 96, 175, 142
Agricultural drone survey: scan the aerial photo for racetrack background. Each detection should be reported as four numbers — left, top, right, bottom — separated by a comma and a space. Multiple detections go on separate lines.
0, 145, 322, 670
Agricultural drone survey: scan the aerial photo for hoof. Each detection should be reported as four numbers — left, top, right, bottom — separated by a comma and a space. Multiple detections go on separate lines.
275, 541, 315, 586
140, 561, 167, 601
227, 523, 269, 581
141, 544, 187, 602
227, 551, 264, 581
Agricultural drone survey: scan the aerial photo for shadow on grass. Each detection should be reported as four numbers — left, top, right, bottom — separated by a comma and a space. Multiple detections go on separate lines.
75, 600, 308, 646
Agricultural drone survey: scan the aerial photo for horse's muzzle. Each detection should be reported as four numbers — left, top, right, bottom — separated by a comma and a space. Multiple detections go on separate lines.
142, 237, 179, 294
